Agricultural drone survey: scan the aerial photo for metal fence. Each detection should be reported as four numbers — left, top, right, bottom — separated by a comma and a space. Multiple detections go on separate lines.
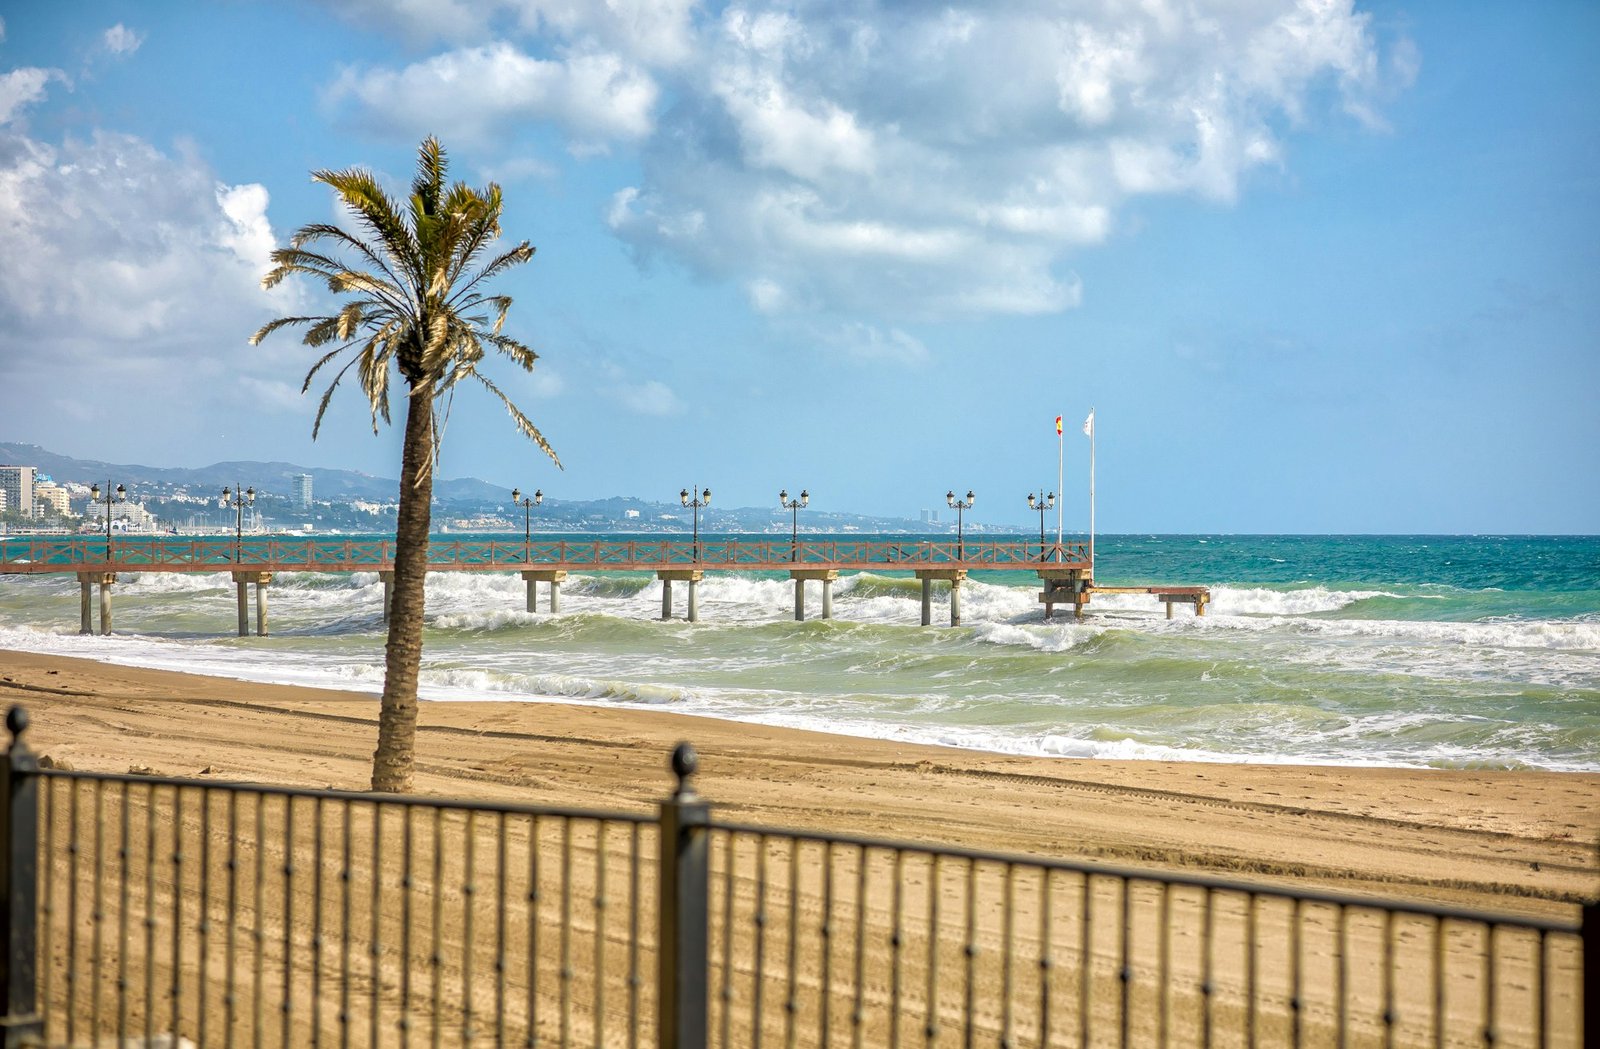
2, 707, 1594, 1048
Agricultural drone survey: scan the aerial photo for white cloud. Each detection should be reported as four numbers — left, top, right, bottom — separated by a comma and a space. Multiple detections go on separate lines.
328, 41, 657, 147
0, 68, 60, 126
101, 24, 145, 56
321, 0, 1409, 322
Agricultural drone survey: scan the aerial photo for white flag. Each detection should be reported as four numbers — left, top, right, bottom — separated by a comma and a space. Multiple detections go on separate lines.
1082, 410, 1095, 437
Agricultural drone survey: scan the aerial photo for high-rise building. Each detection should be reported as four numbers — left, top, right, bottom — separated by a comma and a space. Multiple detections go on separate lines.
292, 473, 314, 511
0, 465, 35, 517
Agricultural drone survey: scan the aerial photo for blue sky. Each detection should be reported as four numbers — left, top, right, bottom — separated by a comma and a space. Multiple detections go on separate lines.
0, 1, 1595, 533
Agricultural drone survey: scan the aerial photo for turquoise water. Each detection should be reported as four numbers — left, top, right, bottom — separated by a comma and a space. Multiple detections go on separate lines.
2, 534, 1596, 770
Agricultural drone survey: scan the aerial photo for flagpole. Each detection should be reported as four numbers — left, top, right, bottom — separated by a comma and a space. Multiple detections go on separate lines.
1089, 408, 1096, 575
1052, 415, 1064, 554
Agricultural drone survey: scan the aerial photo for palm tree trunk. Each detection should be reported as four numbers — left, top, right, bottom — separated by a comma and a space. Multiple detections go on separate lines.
371, 392, 434, 792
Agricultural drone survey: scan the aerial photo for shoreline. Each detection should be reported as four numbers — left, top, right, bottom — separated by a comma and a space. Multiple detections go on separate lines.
2, 647, 1595, 919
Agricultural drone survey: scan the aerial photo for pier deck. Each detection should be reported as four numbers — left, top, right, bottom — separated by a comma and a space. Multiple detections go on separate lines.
0, 536, 1208, 632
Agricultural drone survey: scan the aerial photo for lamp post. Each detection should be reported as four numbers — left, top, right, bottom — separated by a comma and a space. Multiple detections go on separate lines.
680, 486, 710, 562
511, 488, 542, 561
89, 481, 126, 558
220, 484, 255, 563
779, 488, 809, 562
946, 489, 975, 562
1026, 489, 1055, 561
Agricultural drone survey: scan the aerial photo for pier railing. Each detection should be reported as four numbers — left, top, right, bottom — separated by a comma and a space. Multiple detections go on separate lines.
4, 709, 1592, 1048
0, 535, 1091, 574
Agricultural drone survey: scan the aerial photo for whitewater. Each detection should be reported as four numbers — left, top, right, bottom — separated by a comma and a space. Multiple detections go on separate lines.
1, 534, 1595, 771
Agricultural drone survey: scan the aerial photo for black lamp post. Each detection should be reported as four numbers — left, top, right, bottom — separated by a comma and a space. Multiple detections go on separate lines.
1026, 489, 1055, 561
680, 486, 710, 562
221, 484, 255, 563
946, 489, 975, 562
511, 487, 542, 540
89, 481, 125, 558
779, 488, 809, 562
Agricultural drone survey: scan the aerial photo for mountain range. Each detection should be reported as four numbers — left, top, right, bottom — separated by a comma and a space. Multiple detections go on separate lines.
0, 441, 503, 502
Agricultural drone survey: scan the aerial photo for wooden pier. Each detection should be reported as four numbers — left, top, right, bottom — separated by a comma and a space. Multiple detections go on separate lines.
0, 536, 1209, 633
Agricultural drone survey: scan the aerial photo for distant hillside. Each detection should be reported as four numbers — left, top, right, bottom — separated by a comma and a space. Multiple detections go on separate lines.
0, 442, 506, 502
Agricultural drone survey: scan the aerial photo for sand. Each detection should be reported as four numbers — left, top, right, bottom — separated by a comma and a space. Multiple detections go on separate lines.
3, 647, 1595, 910
2, 647, 1596, 1047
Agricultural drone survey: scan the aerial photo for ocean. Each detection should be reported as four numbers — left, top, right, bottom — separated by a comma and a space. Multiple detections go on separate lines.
2, 533, 1596, 771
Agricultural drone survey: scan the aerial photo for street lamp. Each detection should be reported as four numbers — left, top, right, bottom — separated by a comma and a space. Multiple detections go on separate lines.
779, 488, 809, 562
89, 481, 126, 557
510, 487, 543, 545
946, 489, 975, 562
220, 484, 255, 562
1026, 489, 1055, 561
680, 486, 710, 562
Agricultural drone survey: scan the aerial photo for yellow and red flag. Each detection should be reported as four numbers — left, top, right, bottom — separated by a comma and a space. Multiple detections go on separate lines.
1055, 415, 1063, 435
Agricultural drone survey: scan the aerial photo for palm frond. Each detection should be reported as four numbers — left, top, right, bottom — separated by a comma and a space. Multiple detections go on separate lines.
474, 372, 562, 469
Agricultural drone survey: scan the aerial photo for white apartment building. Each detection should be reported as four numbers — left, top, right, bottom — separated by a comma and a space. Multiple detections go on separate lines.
292, 473, 314, 511
32, 481, 72, 518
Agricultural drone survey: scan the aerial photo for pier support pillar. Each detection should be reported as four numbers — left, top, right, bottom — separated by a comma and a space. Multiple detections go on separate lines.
101, 580, 112, 635
1165, 600, 1174, 620
915, 570, 966, 628
231, 572, 272, 637
521, 570, 569, 616
78, 573, 115, 635
380, 571, 394, 624
657, 570, 704, 623
1037, 568, 1091, 622
788, 570, 838, 624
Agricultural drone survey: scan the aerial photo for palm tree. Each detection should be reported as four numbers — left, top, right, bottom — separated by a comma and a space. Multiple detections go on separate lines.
250, 137, 559, 792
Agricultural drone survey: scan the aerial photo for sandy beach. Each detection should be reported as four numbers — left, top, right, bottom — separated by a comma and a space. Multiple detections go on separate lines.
4, 647, 1595, 915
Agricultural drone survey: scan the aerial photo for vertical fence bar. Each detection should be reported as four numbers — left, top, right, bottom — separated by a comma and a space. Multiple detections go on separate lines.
64, 778, 80, 1047
171, 786, 185, 1045
92, 781, 105, 1044
464, 811, 478, 1048
753, 834, 769, 1049
1040, 869, 1054, 1049
719, 831, 736, 1049
370, 802, 384, 1049
629, 824, 642, 1049
432, 807, 445, 1049
495, 811, 508, 1049
226, 790, 239, 1049
144, 781, 156, 1048
0, 707, 43, 1047
560, 819, 574, 1047
37, 777, 53, 1049
341, 800, 353, 1049
120, 781, 133, 1045
1583, 903, 1597, 1049
528, 813, 541, 1049
593, 820, 606, 1049
198, 788, 212, 1049
312, 795, 325, 1048
658, 743, 710, 1049
284, 795, 298, 1048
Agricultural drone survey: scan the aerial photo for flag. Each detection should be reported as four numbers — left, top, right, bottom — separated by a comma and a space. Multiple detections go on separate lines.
1055, 415, 1062, 435
1083, 410, 1095, 437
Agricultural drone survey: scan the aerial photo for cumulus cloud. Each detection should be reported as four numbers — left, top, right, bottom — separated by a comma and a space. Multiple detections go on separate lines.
101, 24, 145, 56
318, 0, 1409, 325
328, 41, 657, 147
0, 67, 60, 126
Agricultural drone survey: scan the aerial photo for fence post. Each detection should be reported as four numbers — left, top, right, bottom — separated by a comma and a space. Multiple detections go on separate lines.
658, 743, 710, 1049
0, 706, 43, 1046
1584, 900, 1597, 1049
